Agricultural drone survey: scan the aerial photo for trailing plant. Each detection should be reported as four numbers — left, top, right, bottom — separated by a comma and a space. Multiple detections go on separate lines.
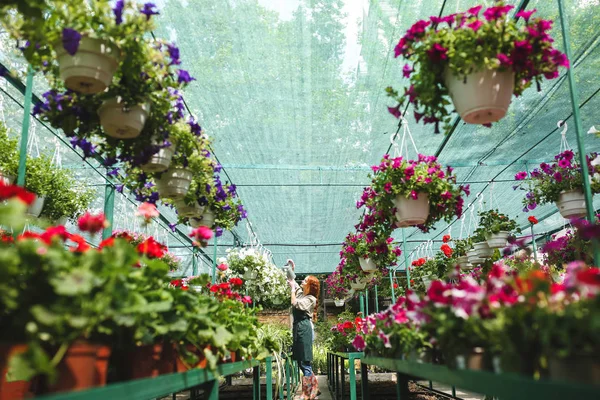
387, 1, 568, 133
477, 209, 521, 236
453, 238, 472, 257
514, 150, 600, 212
359, 154, 469, 232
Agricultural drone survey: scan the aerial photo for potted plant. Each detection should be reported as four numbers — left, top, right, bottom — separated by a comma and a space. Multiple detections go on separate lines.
471, 228, 494, 259
542, 229, 593, 271
0, 123, 19, 184
387, 2, 568, 133
476, 209, 521, 249
453, 238, 473, 270
361, 154, 469, 232
22, 156, 55, 218
325, 266, 350, 304
198, 166, 246, 232
514, 150, 600, 219
352, 230, 401, 272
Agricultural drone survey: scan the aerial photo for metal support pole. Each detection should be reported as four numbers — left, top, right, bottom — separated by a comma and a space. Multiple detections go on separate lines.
349, 357, 357, 400
361, 361, 369, 400
365, 288, 369, 316
16, 66, 34, 187
102, 178, 115, 240
266, 356, 273, 400
359, 292, 365, 317
530, 224, 538, 261
253, 365, 261, 400
286, 357, 291, 399
211, 234, 218, 284
374, 285, 379, 313
557, 0, 600, 265
402, 229, 411, 288
192, 249, 198, 276
389, 269, 396, 302
204, 379, 219, 400
396, 372, 410, 399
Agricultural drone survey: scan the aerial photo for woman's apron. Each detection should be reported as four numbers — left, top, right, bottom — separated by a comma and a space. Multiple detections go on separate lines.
292, 307, 313, 362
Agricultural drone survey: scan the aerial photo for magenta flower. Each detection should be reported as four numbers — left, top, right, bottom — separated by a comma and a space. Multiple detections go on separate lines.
558, 158, 571, 168
441, 191, 452, 200
467, 5, 483, 16
497, 53, 512, 67
515, 171, 528, 180
562, 149, 574, 161
410, 190, 418, 200
516, 9, 536, 22
388, 104, 402, 118
392, 158, 402, 169
394, 38, 408, 58
553, 172, 563, 182
402, 63, 413, 78
483, 4, 514, 21
405, 85, 418, 103
551, 49, 570, 68
468, 20, 483, 32
378, 331, 392, 348
404, 165, 415, 179
426, 43, 448, 63
352, 335, 366, 351
414, 111, 423, 123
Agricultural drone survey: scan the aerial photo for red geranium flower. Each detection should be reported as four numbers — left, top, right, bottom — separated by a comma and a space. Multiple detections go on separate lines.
68, 234, 91, 253
78, 212, 108, 234
229, 277, 243, 286
0, 182, 36, 205
137, 237, 166, 259
98, 237, 115, 249
442, 234, 451, 243
576, 267, 600, 286
440, 243, 453, 257
528, 216, 538, 225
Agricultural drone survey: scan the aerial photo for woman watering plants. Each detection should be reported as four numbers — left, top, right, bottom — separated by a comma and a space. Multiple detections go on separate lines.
288, 270, 320, 400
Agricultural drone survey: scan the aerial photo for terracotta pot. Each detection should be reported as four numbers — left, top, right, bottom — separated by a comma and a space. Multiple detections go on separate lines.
0, 343, 31, 400
359, 257, 377, 272
55, 37, 119, 94
556, 190, 587, 219
175, 345, 208, 372
444, 68, 515, 125
94, 346, 111, 387
548, 354, 600, 385
129, 344, 175, 379
98, 98, 150, 139
47, 342, 101, 393
393, 192, 429, 227
140, 144, 176, 173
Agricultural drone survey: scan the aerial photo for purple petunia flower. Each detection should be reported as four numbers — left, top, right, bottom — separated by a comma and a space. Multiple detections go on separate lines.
108, 168, 119, 177
215, 226, 223, 237
140, 2, 159, 20
168, 223, 177, 232
167, 43, 181, 65
62, 28, 82, 56
102, 157, 118, 167
113, 0, 125, 25
188, 118, 202, 135
228, 184, 237, 196
115, 184, 124, 193
177, 69, 195, 84
214, 164, 222, 173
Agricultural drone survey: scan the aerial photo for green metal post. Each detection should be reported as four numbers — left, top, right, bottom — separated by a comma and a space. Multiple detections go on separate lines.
557, 0, 600, 265
389, 270, 396, 302
204, 379, 219, 400
16, 66, 34, 187
266, 356, 273, 400
252, 365, 260, 400
102, 179, 115, 240
359, 292, 365, 317
192, 250, 198, 276
286, 357, 290, 399
365, 288, 369, 316
402, 229, 411, 288
374, 285, 379, 313
530, 224, 538, 261
349, 357, 357, 400
211, 234, 218, 284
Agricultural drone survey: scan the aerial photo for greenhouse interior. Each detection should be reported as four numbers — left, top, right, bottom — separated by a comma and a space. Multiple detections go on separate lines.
0, 0, 599, 399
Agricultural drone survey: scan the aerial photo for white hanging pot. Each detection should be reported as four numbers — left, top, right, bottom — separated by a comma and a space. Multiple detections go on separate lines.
456, 255, 471, 270
25, 196, 45, 218
422, 275, 432, 288
98, 97, 150, 139
156, 167, 193, 200
350, 281, 366, 290
199, 209, 216, 228
444, 68, 515, 125
393, 192, 429, 228
175, 199, 204, 218
473, 241, 494, 258
467, 249, 483, 265
140, 144, 176, 173
556, 190, 587, 219
487, 231, 510, 249
189, 217, 203, 228
244, 270, 258, 280
55, 37, 119, 94
53, 216, 69, 226
0, 171, 15, 185
334, 299, 345, 307
359, 257, 377, 272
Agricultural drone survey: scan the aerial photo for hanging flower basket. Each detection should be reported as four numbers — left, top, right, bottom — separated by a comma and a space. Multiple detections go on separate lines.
189, 217, 203, 228
350, 280, 366, 291
55, 37, 119, 94
25, 196, 45, 218
556, 190, 587, 219
359, 257, 378, 272
140, 144, 176, 173
473, 241, 494, 258
0, 171, 15, 185
393, 192, 429, 227
487, 231, 510, 249
466, 249, 483, 265
456, 255, 471, 270
199, 210, 216, 228
98, 97, 150, 139
156, 167, 193, 200
444, 69, 515, 125
175, 199, 204, 219
243, 269, 258, 280
334, 299, 345, 307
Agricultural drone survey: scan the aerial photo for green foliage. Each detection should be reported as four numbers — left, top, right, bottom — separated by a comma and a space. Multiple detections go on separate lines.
453, 238, 472, 257
476, 209, 521, 236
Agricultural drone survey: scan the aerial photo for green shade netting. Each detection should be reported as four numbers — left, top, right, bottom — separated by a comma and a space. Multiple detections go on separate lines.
1, 0, 599, 274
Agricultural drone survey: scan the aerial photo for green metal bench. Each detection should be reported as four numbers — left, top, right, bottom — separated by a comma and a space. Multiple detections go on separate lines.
327, 352, 364, 400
